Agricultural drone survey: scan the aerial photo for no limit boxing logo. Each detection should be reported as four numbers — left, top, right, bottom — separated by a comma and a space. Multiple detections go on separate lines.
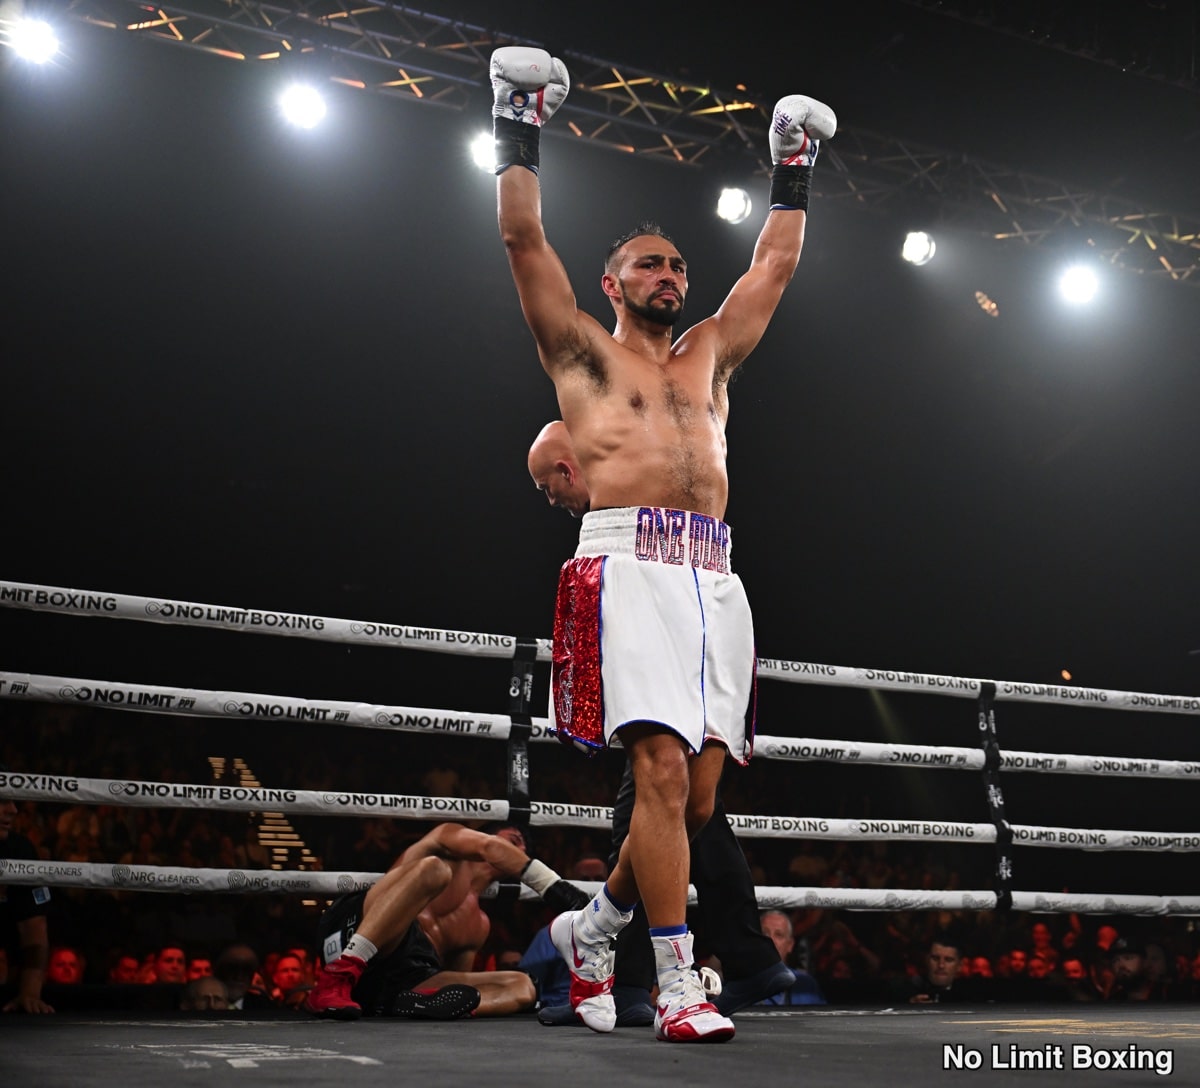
0, 587, 116, 612
145, 600, 326, 631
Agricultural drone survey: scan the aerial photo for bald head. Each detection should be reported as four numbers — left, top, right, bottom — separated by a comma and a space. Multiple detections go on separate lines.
528, 421, 589, 518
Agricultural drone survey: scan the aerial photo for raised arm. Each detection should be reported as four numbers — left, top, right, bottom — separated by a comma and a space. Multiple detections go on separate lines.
693, 95, 837, 378
423, 822, 529, 874
492, 47, 605, 376
418, 822, 590, 912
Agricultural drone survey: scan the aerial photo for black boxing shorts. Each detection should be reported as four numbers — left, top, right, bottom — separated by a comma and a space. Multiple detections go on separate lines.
319, 892, 443, 1015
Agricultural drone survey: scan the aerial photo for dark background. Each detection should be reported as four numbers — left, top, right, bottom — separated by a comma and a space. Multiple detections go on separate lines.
3, 1, 1200, 896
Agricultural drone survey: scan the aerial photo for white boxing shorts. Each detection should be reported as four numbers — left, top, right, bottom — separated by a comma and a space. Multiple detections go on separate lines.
550, 506, 756, 764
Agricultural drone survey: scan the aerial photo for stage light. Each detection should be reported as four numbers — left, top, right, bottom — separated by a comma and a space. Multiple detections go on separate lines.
716, 187, 752, 225
901, 231, 936, 266
10, 17, 59, 63
974, 290, 999, 318
470, 131, 495, 173
1058, 264, 1099, 305
278, 82, 327, 129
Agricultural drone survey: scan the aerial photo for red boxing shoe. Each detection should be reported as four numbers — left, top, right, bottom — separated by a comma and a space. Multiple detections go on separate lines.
303, 954, 367, 1020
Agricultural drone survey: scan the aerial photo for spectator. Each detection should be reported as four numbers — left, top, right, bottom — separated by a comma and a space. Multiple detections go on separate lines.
1058, 954, 1103, 1003
179, 976, 230, 1012
187, 955, 214, 981
0, 795, 54, 1013
1004, 945, 1030, 981
285, 946, 316, 988
755, 912, 826, 1007
45, 946, 85, 986
969, 955, 994, 979
494, 948, 524, 971
894, 928, 991, 1004
214, 943, 271, 1010
153, 945, 188, 985
107, 953, 142, 985
1029, 921, 1060, 970
1143, 941, 1178, 994
1016, 953, 1060, 1002
1096, 923, 1120, 950
569, 855, 609, 885
809, 915, 881, 982
1189, 951, 1200, 1000
1026, 955, 1051, 981
1107, 936, 1186, 1002
269, 953, 305, 1004
135, 953, 159, 985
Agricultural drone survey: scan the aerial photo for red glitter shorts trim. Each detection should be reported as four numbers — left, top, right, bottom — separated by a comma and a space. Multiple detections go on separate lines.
551, 555, 605, 754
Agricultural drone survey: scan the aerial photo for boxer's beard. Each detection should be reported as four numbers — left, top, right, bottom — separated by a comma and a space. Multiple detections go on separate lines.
622, 285, 684, 327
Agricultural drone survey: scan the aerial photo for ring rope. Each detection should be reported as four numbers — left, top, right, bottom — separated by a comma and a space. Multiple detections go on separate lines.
756, 738, 1200, 779
4, 671, 1199, 781
5, 580, 1200, 715
0, 670, 530, 740
4, 772, 1200, 852
1, 861, 1197, 917
0, 580, 549, 661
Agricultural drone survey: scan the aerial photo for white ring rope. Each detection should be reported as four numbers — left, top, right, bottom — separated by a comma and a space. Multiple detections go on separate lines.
756, 738, 1200, 779
1, 860, 1198, 917
4, 772, 1200, 854
4, 672, 1199, 783
0, 671, 536, 740
5, 580, 1200, 715
0, 581, 550, 661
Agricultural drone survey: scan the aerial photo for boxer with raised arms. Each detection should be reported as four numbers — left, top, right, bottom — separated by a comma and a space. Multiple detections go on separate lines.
493, 46, 835, 1043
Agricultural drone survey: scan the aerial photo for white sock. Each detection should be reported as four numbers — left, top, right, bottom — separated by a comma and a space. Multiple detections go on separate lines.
343, 933, 378, 963
579, 886, 635, 937
652, 931, 694, 995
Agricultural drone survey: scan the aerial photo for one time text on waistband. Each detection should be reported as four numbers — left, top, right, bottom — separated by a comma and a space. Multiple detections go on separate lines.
634, 507, 730, 573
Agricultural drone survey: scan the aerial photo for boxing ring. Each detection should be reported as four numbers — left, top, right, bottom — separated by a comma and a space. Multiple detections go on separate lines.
3, 579, 1200, 1083
4, 579, 1200, 916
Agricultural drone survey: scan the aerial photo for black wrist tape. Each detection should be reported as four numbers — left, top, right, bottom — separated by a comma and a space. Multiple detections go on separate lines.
769, 163, 813, 211
494, 117, 542, 175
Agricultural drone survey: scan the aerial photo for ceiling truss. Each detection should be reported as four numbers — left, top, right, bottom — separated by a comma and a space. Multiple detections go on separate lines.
59, 0, 1200, 286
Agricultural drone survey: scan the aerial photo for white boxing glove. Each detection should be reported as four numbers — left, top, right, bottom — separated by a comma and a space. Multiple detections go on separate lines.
490, 46, 570, 126
769, 94, 837, 168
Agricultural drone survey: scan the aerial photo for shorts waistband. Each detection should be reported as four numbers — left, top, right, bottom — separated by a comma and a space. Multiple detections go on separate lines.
576, 506, 733, 574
